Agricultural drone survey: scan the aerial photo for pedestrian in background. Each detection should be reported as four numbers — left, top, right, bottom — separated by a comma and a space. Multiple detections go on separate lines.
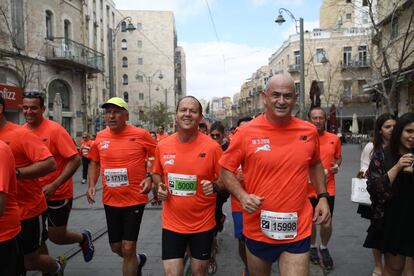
366, 112, 414, 276
358, 113, 396, 276
80, 132, 93, 184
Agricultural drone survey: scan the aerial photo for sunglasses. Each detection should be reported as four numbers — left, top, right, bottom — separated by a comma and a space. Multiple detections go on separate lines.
23, 91, 45, 98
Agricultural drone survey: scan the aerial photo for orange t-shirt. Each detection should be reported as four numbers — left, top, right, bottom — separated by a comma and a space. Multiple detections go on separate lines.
153, 132, 222, 234
24, 119, 78, 201
308, 132, 341, 198
157, 132, 169, 142
219, 114, 320, 244
0, 141, 21, 242
89, 125, 157, 207
80, 139, 93, 157
0, 122, 52, 220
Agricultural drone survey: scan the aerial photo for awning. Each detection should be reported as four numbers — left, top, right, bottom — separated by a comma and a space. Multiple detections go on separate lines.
337, 104, 377, 119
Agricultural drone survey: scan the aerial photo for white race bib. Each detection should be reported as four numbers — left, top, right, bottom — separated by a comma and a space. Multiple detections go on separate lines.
168, 173, 197, 196
81, 147, 90, 156
260, 210, 298, 240
104, 168, 129, 187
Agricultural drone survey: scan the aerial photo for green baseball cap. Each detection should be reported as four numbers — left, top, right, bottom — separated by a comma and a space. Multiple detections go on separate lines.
101, 97, 128, 111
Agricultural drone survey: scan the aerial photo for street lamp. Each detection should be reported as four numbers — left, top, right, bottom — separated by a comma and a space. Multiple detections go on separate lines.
135, 70, 164, 129
275, 8, 305, 119
108, 17, 136, 97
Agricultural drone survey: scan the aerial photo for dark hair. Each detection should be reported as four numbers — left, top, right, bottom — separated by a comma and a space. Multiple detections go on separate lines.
389, 112, 414, 161
23, 91, 45, 107
0, 95, 5, 111
176, 96, 203, 115
198, 123, 207, 130
149, 131, 156, 136
307, 107, 326, 119
237, 116, 253, 127
373, 113, 396, 152
210, 121, 225, 135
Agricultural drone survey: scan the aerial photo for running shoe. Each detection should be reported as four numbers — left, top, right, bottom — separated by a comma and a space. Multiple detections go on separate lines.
56, 255, 66, 276
309, 247, 320, 264
319, 247, 334, 270
81, 179, 87, 184
80, 229, 95, 262
137, 253, 147, 276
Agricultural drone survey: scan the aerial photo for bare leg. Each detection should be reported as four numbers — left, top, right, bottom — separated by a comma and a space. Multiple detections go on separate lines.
245, 245, 272, 276
278, 251, 309, 276
163, 258, 184, 276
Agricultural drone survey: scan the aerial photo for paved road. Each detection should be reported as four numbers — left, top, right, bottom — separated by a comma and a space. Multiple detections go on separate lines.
29, 144, 372, 276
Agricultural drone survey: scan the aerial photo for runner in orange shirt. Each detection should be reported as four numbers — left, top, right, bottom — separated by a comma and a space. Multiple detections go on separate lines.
220, 74, 330, 276
156, 125, 169, 141
80, 132, 93, 184
0, 96, 68, 275
87, 97, 156, 276
22, 92, 95, 264
307, 107, 342, 270
153, 96, 222, 276
0, 140, 21, 276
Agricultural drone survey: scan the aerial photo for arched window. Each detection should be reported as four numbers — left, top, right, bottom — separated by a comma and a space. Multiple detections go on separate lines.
48, 79, 71, 111
123, 92, 129, 102
46, 10, 53, 39
64, 19, 71, 41
122, 74, 128, 85
121, 21, 126, 32
121, 39, 127, 50
122, 57, 128, 67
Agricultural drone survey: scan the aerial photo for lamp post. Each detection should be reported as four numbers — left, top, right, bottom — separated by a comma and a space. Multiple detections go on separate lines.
275, 8, 305, 119
135, 70, 164, 129
108, 17, 136, 97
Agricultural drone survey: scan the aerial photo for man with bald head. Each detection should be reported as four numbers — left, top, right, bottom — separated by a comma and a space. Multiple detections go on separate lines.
220, 74, 330, 276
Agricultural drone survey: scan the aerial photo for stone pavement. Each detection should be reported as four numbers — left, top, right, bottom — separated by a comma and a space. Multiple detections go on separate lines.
29, 161, 329, 276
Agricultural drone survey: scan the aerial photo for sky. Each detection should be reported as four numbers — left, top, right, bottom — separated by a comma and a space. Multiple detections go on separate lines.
113, 0, 323, 102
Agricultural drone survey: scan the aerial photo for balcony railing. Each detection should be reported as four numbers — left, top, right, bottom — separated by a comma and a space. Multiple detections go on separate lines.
288, 64, 300, 73
45, 37, 104, 73
340, 59, 371, 70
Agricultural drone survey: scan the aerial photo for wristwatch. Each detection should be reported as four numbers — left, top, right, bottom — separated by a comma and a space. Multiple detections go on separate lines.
318, 192, 330, 200
16, 168, 21, 178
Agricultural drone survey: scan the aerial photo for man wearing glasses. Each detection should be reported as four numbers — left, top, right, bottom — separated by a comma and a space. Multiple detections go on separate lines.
22, 92, 95, 265
220, 74, 330, 276
87, 97, 156, 276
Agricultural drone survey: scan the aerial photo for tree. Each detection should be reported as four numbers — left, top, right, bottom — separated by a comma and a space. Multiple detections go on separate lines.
0, 2, 42, 90
365, 0, 414, 115
146, 102, 174, 129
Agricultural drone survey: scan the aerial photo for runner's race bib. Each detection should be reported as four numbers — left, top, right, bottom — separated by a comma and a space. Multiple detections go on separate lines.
104, 168, 129, 187
260, 210, 298, 240
81, 147, 90, 156
168, 173, 197, 196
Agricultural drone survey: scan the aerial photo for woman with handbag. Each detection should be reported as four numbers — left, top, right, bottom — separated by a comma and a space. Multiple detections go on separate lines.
366, 112, 414, 276
358, 113, 395, 276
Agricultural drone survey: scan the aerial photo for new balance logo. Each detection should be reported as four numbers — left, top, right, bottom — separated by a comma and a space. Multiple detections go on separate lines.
255, 144, 271, 153
164, 159, 174, 165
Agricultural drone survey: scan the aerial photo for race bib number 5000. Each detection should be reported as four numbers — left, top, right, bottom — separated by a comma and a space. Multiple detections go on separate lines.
260, 210, 297, 240
168, 173, 197, 196
104, 168, 129, 187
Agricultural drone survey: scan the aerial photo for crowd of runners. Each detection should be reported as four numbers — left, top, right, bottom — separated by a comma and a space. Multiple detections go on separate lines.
0, 73, 413, 276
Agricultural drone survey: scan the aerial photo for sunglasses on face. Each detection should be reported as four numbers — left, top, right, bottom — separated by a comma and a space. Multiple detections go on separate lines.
23, 91, 45, 99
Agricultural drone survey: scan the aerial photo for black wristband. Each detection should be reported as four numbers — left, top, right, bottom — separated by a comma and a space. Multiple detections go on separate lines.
213, 183, 219, 193
318, 192, 329, 200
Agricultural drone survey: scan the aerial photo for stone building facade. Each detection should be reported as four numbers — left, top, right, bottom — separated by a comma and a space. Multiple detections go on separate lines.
0, 0, 115, 137
116, 10, 185, 129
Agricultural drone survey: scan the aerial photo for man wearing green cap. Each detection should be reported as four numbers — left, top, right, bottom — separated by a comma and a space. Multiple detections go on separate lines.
87, 97, 157, 276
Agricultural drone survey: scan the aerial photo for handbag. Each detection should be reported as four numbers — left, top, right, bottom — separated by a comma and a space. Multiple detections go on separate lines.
351, 178, 371, 205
